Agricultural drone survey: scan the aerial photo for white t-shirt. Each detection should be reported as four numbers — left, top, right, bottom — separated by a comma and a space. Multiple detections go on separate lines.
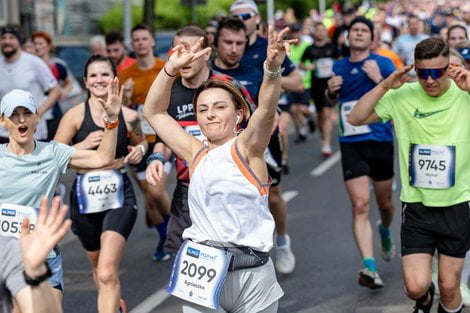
0, 52, 58, 139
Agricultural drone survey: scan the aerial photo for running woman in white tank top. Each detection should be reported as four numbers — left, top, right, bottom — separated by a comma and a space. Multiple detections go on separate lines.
144, 26, 295, 313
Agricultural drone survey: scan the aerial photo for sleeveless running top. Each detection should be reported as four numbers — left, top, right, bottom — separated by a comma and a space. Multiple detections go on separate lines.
182, 138, 275, 252
72, 100, 129, 158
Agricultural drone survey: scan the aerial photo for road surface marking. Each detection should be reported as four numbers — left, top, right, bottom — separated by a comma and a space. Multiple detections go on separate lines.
310, 151, 341, 176
129, 288, 170, 313
282, 190, 299, 203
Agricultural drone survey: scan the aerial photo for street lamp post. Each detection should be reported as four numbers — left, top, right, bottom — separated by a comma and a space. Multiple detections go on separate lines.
124, 0, 132, 48
266, 0, 274, 24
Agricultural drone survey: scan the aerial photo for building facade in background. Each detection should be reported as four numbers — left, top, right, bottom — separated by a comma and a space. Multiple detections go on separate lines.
1, 0, 115, 37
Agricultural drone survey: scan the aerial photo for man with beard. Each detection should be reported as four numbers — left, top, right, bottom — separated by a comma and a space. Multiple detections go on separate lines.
105, 30, 136, 73
0, 24, 60, 143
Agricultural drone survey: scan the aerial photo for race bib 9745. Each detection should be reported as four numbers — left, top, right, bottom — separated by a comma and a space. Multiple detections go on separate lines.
409, 144, 456, 189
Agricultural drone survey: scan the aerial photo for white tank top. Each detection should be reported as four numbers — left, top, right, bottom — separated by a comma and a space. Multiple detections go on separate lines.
182, 138, 275, 252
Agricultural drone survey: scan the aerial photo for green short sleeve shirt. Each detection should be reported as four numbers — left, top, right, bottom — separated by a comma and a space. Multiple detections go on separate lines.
375, 81, 470, 206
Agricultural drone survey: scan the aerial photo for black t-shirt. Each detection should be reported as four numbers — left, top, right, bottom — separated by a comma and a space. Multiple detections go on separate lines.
301, 42, 337, 84
166, 77, 202, 184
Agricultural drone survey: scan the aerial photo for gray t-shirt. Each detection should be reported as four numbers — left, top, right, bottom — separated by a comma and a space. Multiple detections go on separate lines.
0, 236, 25, 313
0, 141, 74, 207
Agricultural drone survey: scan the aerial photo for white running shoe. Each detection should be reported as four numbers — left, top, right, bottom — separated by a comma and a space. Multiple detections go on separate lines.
275, 234, 296, 274
358, 268, 384, 289
461, 283, 470, 307
321, 144, 332, 158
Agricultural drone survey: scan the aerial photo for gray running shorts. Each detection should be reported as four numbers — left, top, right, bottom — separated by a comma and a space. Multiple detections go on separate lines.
182, 258, 283, 313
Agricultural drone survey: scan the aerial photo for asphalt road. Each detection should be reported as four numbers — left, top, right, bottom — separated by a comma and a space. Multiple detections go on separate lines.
59, 127, 469, 313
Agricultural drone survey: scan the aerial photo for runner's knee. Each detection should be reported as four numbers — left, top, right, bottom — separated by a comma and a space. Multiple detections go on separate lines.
352, 199, 369, 216
96, 266, 119, 286
404, 278, 431, 300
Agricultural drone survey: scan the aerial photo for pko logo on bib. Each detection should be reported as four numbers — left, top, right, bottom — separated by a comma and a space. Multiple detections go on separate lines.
187, 247, 200, 258
88, 176, 101, 182
418, 149, 431, 155
1, 209, 16, 217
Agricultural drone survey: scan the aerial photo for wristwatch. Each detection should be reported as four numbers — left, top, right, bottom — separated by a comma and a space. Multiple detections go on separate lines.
23, 262, 52, 286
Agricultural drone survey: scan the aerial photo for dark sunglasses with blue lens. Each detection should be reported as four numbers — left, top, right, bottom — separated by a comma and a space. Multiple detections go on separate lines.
232, 12, 257, 21
415, 64, 449, 80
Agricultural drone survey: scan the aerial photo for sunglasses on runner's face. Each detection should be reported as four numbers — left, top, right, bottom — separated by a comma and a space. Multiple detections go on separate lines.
232, 12, 257, 21
415, 65, 449, 80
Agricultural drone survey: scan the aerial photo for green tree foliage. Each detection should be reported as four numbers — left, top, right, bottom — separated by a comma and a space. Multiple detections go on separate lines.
99, 0, 382, 32
99, 4, 143, 32
100, 0, 233, 32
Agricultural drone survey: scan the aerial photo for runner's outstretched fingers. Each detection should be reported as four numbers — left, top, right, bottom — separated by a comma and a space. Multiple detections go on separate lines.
20, 196, 71, 270
449, 66, 470, 91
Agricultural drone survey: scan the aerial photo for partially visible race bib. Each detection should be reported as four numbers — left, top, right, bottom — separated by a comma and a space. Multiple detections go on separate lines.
137, 104, 156, 136
409, 144, 456, 189
76, 170, 124, 214
183, 124, 206, 141
315, 57, 334, 78
340, 100, 371, 137
167, 240, 232, 310
0, 203, 37, 239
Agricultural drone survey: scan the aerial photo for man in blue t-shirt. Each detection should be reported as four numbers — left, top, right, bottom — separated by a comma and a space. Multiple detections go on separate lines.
211, 17, 263, 101
326, 16, 397, 289
230, 2, 301, 181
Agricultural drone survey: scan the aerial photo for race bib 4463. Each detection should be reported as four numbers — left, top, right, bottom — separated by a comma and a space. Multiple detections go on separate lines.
76, 170, 124, 214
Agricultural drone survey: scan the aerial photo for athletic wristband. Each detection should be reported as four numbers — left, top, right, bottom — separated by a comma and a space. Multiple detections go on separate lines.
146, 152, 165, 166
103, 115, 119, 129
23, 262, 52, 286
163, 65, 177, 77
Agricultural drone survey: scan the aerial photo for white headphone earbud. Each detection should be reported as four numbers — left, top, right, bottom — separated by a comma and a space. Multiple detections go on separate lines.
236, 116, 241, 124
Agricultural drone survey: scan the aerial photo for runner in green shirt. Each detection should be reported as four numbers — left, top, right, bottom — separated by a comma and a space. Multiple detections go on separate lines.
349, 37, 470, 313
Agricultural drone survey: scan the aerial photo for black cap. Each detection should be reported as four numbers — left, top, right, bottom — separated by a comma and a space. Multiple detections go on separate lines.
348, 16, 374, 40
0, 24, 24, 44
290, 23, 301, 33
342, 7, 356, 15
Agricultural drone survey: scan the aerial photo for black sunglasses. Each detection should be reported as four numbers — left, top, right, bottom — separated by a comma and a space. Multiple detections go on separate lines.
415, 64, 449, 80
232, 12, 257, 21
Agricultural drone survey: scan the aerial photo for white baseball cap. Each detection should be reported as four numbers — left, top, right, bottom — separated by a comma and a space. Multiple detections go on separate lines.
230, 0, 259, 14
0, 89, 37, 117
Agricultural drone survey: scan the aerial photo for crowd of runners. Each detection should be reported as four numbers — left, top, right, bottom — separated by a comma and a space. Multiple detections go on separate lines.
1, 0, 470, 312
